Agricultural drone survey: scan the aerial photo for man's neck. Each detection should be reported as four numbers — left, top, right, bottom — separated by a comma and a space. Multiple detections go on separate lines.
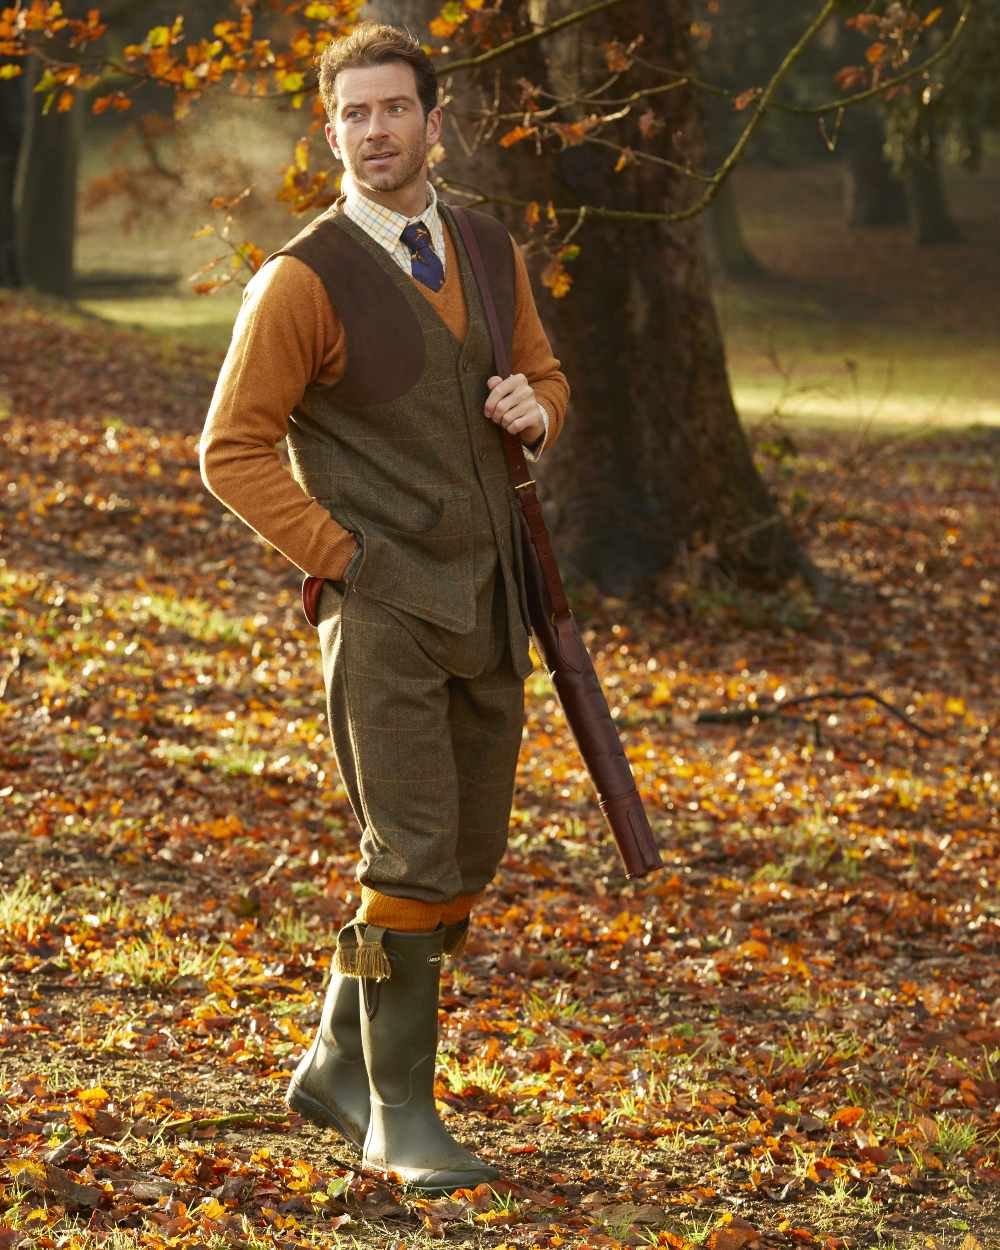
351, 177, 430, 220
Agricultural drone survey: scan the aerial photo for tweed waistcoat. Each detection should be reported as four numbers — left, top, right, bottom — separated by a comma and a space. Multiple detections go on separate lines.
272, 199, 533, 678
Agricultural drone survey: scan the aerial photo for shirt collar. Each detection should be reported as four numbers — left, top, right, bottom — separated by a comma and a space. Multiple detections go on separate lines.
341, 176, 441, 253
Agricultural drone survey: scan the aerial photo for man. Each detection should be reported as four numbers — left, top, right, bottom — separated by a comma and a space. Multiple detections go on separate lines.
199, 22, 569, 1190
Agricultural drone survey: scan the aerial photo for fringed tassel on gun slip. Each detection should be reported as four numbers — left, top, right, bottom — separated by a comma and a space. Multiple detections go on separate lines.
333, 923, 392, 981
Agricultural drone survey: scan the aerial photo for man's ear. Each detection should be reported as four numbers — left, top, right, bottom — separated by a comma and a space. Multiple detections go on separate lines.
425, 105, 443, 148
325, 120, 341, 162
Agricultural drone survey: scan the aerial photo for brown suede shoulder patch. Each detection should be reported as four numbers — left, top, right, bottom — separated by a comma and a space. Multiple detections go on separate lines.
272, 206, 425, 405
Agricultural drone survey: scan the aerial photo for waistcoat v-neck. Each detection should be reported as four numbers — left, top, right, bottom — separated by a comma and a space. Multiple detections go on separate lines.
272, 200, 532, 679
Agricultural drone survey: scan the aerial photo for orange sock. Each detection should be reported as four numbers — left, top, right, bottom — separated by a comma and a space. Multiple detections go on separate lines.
359, 886, 441, 932
439, 891, 482, 925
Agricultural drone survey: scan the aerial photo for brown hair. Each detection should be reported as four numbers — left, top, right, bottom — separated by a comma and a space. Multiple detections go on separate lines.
317, 22, 438, 121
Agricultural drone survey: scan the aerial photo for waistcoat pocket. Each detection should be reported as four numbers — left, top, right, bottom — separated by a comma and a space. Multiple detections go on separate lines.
345, 492, 475, 633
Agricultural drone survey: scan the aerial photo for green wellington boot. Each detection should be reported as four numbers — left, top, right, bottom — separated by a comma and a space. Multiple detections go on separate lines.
283, 920, 470, 1149
284, 960, 369, 1148
360, 924, 500, 1191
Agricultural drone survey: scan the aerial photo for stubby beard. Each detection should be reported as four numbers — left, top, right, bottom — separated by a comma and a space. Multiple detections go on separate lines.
348, 132, 427, 200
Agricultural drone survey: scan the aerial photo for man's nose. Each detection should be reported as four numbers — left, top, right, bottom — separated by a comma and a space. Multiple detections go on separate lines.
365, 111, 389, 140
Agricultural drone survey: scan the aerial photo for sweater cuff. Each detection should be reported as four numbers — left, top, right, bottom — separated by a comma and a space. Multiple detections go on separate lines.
523, 402, 549, 462
332, 532, 362, 581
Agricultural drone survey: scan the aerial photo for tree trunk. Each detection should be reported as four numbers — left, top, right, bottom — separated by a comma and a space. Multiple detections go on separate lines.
699, 85, 764, 283
367, 0, 806, 595
15, 57, 81, 297
906, 110, 961, 245
704, 174, 765, 282
532, 136, 796, 595
0, 78, 23, 286
841, 105, 908, 228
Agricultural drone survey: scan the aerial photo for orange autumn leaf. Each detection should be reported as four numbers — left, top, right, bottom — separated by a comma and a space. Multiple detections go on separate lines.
603, 39, 632, 72
733, 87, 761, 111
500, 125, 536, 148
68, 1108, 94, 1134
554, 117, 598, 146
830, 1106, 865, 1128
708, 1219, 760, 1250
836, 66, 867, 91
77, 1086, 111, 1104
638, 107, 664, 139
541, 259, 572, 299
5, 1160, 45, 1182
429, 16, 458, 37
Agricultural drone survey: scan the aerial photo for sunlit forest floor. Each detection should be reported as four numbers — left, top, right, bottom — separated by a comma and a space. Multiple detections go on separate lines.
1, 157, 998, 1249
716, 155, 1000, 432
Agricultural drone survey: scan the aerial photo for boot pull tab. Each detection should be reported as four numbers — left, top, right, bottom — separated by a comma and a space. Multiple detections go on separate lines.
333, 922, 391, 982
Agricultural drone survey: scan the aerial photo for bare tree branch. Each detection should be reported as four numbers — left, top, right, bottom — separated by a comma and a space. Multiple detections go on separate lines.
439, 0, 632, 74
583, 133, 716, 182
778, 0, 973, 116
623, 2, 972, 118
441, 0, 972, 228
447, 0, 843, 224
696, 689, 946, 741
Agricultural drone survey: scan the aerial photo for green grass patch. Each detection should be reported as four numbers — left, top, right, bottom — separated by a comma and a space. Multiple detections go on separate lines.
78, 292, 240, 355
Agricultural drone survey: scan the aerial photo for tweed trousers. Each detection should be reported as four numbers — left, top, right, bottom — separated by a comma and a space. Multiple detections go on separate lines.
317, 557, 525, 904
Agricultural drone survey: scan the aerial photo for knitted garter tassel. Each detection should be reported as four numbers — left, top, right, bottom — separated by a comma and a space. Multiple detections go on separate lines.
333, 923, 391, 981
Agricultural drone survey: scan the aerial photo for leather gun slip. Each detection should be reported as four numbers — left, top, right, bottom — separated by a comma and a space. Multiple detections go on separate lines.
451, 205, 662, 881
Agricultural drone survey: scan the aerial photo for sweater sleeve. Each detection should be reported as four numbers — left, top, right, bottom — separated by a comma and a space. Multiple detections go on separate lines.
509, 236, 570, 459
199, 255, 359, 580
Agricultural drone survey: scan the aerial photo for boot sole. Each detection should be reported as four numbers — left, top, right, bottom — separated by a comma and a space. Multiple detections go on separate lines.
285, 1080, 364, 1149
365, 1161, 502, 1192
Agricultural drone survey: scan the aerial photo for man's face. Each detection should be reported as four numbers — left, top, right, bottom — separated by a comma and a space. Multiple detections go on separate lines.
326, 61, 441, 209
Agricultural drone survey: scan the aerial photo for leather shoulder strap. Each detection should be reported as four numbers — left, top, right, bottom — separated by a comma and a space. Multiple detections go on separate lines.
450, 204, 570, 622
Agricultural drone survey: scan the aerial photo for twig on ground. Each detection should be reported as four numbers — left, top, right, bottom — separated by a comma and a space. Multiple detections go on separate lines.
696, 688, 945, 741
151, 1110, 290, 1137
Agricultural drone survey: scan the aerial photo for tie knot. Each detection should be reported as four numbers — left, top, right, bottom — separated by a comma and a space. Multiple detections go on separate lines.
400, 220, 444, 291
401, 221, 432, 251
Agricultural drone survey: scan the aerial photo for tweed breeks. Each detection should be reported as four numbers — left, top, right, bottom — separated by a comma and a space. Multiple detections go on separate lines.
317, 568, 525, 903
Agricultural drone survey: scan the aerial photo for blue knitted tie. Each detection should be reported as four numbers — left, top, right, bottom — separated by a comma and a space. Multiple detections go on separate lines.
400, 221, 444, 292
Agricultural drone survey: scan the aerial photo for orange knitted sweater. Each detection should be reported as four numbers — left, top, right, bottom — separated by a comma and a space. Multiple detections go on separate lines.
199, 221, 569, 583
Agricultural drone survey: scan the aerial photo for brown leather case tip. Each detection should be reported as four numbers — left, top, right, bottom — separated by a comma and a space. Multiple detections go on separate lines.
599, 792, 664, 879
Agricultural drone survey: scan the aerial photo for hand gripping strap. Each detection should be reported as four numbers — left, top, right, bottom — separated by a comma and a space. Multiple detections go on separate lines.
450, 205, 570, 622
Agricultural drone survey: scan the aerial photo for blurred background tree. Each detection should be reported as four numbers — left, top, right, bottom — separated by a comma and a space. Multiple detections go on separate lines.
0, 0, 986, 600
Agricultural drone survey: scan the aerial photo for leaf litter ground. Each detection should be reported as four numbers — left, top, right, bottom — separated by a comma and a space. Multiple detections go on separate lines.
0, 291, 997, 1249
